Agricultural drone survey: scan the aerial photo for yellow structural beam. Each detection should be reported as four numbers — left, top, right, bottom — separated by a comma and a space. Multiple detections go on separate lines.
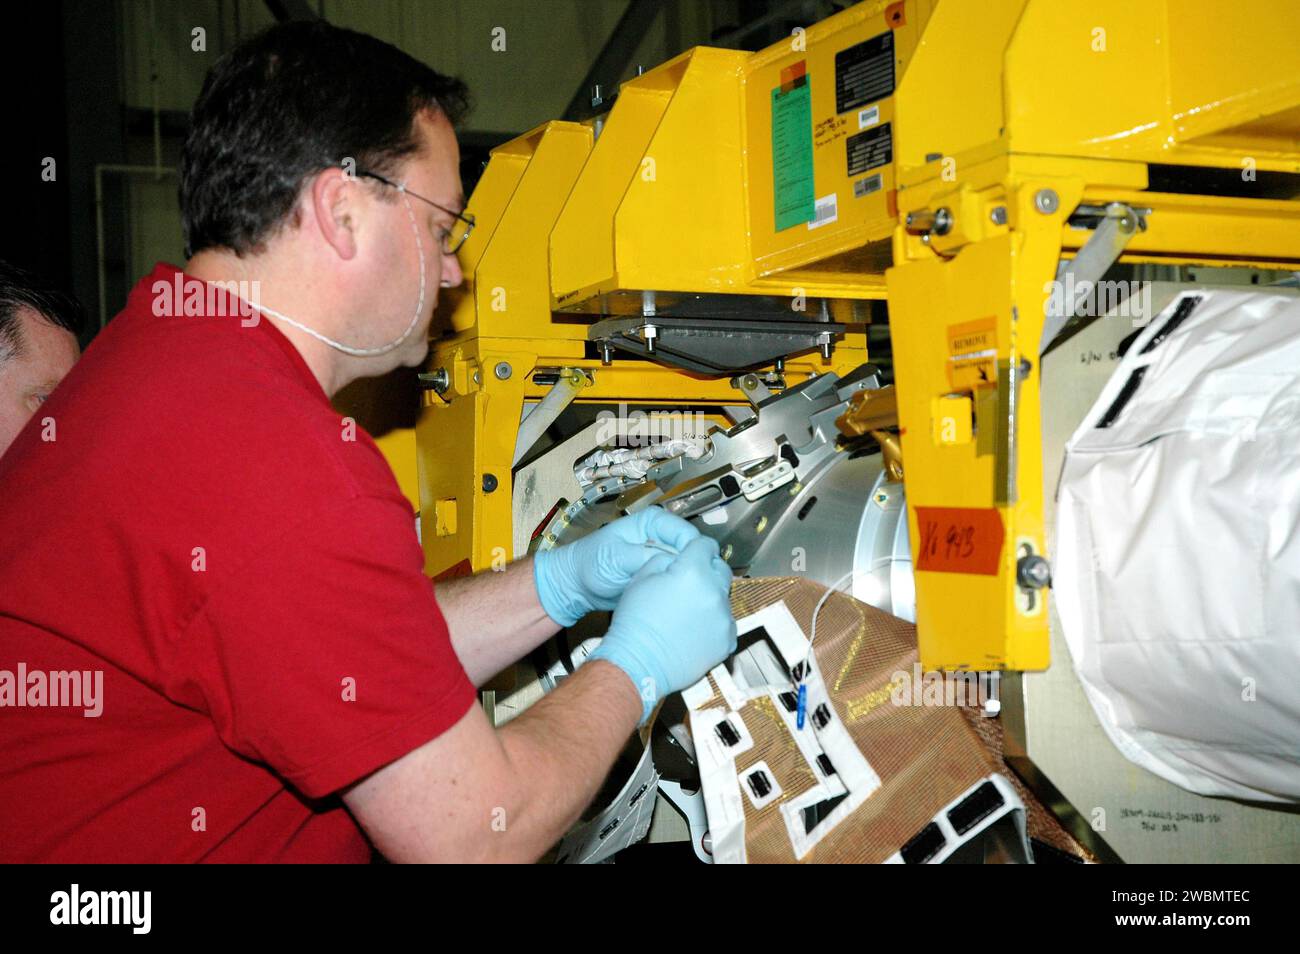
417, 0, 1300, 675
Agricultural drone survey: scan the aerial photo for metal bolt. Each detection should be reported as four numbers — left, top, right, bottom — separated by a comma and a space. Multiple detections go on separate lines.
473, 370, 482, 385
642, 324, 658, 354
1033, 188, 1059, 215
905, 209, 936, 233
754, 515, 768, 534
482, 473, 499, 494
419, 368, 449, 393
1017, 554, 1051, 589
591, 84, 604, 108
494, 361, 512, 380
904, 207, 952, 236
989, 205, 1008, 226
600, 342, 613, 365
720, 544, 733, 562
817, 332, 833, 360
873, 490, 889, 505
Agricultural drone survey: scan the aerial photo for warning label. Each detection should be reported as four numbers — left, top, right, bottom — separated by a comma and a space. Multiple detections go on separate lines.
834, 31, 895, 115
846, 122, 892, 177
946, 317, 999, 390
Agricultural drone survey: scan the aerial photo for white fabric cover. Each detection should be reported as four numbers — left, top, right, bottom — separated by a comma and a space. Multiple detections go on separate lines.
1054, 288, 1300, 803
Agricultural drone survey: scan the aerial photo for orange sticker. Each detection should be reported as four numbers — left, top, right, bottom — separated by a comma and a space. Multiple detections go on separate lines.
946, 316, 998, 391
915, 506, 1004, 575
780, 60, 807, 93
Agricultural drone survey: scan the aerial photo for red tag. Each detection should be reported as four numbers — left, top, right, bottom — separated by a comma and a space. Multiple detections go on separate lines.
915, 507, 1004, 575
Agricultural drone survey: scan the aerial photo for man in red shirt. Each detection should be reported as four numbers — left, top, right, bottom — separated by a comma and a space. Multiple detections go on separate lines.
0, 21, 734, 862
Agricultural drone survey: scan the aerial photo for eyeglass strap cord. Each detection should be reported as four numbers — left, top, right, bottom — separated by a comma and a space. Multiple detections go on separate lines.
240, 189, 428, 357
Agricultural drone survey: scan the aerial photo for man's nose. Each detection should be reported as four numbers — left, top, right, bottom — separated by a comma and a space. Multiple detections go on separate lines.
441, 250, 464, 289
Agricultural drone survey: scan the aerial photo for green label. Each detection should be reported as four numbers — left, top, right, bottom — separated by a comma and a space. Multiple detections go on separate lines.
771, 81, 814, 232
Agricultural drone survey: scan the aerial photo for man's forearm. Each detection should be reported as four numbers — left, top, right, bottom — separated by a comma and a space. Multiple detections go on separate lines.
490, 659, 642, 861
436, 557, 561, 685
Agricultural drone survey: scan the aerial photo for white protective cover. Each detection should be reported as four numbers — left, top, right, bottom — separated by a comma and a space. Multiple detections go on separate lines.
1054, 288, 1300, 803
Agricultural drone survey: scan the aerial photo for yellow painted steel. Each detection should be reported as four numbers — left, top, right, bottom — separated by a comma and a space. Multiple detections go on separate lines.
887, 0, 1299, 670
421, 116, 866, 576
743, 0, 936, 288
418, 0, 1300, 674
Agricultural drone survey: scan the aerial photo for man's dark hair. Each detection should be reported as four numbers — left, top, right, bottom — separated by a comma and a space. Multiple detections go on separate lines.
180, 20, 469, 258
0, 260, 85, 363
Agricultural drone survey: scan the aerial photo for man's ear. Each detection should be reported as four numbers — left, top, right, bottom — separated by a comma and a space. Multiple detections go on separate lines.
309, 167, 360, 261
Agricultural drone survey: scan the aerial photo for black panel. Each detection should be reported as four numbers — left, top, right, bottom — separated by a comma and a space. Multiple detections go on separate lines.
834, 31, 895, 114
801, 793, 849, 833
901, 822, 946, 864
947, 781, 1006, 836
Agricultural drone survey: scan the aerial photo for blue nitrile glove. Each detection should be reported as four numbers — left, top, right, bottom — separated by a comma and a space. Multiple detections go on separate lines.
589, 535, 737, 725
533, 507, 701, 627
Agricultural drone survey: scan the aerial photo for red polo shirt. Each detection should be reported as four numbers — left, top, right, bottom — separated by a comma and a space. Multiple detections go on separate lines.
0, 263, 475, 862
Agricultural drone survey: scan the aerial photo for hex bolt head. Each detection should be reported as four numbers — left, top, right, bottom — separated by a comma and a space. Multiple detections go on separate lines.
1017, 554, 1052, 589
1033, 189, 1060, 215
990, 205, 1008, 226
493, 361, 512, 380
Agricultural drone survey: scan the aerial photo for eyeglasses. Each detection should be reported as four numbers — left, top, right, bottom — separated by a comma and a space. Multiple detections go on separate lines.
355, 170, 475, 255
